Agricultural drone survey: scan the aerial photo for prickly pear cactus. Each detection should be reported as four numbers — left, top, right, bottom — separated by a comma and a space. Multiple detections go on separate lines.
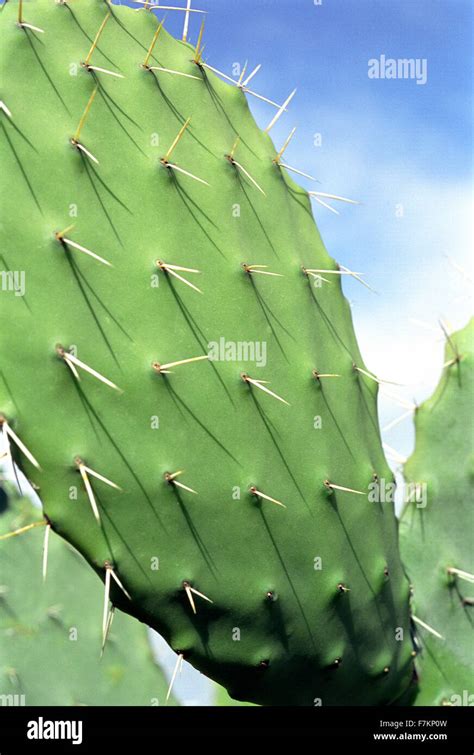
0, 1, 416, 705
400, 319, 474, 706
213, 682, 255, 707
0, 493, 176, 706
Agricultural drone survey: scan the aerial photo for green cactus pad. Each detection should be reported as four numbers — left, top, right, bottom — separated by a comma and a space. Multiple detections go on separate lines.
0, 0, 415, 705
0, 494, 176, 706
213, 682, 255, 707
400, 319, 474, 706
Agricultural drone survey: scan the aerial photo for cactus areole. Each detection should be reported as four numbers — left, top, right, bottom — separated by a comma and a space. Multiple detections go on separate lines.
0, 1, 416, 705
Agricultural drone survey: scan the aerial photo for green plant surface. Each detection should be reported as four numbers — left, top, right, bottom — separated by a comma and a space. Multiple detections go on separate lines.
213, 682, 255, 706
0, 1, 415, 705
400, 319, 474, 706
0, 494, 177, 706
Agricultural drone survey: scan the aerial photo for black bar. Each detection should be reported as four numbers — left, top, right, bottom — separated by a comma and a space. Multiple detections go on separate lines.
0, 705, 472, 749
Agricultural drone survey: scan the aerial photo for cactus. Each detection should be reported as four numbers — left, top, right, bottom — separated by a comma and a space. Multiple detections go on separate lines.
399, 319, 474, 706
0, 492, 177, 706
0, 0, 417, 705
213, 682, 254, 707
